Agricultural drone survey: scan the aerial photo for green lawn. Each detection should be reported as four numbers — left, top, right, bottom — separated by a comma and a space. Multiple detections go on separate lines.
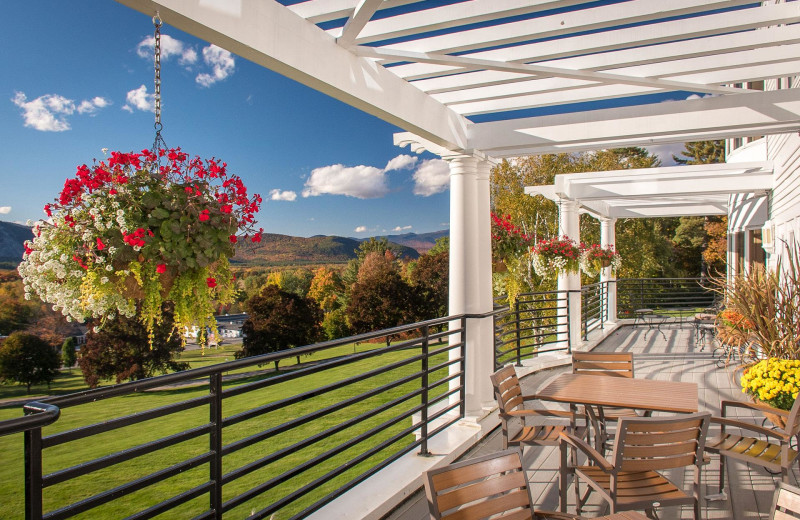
0, 338, 453, 519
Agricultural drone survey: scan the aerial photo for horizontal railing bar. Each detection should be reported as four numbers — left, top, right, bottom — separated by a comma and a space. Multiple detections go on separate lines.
223, 349, 428, 428
222, 368, 426, 457
278, 398, 462, 520
38, 314, 479, 409
123, 481, 214, 520
42, 453, 214, 520
43, 395, 212, 448
43, 424, 211, 487
188, 511, 216, 520
0, 402, 60, 437
222, 385, 427, 493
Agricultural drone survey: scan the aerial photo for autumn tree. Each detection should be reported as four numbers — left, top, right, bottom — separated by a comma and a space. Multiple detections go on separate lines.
0, 276, 38, 335
237, 285, 324, 365
408, 249, 449, 320
346, 251, 417, 344
308, 267, 349, 339
78, 310, 188, 388
265, 268, 314, 297
0, 332, 61, 393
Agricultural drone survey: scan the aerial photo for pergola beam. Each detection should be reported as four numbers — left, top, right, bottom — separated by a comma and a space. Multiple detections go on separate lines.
336, 0, 383, 47
113, 0, 470, 153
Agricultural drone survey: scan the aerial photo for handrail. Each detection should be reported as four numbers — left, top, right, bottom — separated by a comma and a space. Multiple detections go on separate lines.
0, 401, 60, 437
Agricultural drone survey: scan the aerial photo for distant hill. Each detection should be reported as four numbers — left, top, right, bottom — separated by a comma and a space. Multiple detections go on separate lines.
0, 221, 33, 267
232, 233, 420, 267
369, 230, 448, 253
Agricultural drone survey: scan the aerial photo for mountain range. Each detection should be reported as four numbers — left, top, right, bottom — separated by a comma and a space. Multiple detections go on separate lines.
0, 221, 447, 268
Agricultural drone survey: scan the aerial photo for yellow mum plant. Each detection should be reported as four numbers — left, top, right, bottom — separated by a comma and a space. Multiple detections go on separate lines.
741, 358, 800, 411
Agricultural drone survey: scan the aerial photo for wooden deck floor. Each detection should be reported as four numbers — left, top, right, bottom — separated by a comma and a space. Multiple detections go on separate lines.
384, 323, 798, 520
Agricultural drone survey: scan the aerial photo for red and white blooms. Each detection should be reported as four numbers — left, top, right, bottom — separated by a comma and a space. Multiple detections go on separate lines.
19, 148, 262, 339
531, 236, 581, 278
579, 244, 622, 277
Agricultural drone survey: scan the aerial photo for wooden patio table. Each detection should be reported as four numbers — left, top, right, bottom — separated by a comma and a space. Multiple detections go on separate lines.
595, 513, 649, 520
534, 372, 699, 414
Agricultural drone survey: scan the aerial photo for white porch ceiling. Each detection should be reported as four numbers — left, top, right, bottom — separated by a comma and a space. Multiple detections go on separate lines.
524, 161, 774, 219
115, 0, 800, 158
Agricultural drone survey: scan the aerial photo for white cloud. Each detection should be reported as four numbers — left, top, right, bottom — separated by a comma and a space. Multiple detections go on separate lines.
77, 97, 111, 115
384, 154, 418, 172
413, 159, 450, 196
393, 225, 412, 232
122, 85, 155, 113
136, 34, 198, 66
11, 92, 109, 131
0, 206, 11, 214
196, 45, 235, 87
355, 225, 367, 233
269, 189, 297, 201
303, 164, 388, 199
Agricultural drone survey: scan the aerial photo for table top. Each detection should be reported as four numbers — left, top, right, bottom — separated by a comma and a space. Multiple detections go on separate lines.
595, 513, 649, 520
535, 373, 699, 414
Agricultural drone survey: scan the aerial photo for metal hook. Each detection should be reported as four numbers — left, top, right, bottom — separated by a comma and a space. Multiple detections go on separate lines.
153, 12, 162, 27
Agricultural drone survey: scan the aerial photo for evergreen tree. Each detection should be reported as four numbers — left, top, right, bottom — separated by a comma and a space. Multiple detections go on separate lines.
672, 140, 725, 165
61, 336, 77, 370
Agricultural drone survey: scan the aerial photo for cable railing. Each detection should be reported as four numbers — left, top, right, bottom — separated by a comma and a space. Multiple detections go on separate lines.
0, 315, 472, 520
493, 290, 570, 369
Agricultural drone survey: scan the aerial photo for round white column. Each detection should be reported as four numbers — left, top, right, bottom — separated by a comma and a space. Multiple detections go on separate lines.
600, 217, 618, 324
447, 155, 494, 417
557, 200, 581, 350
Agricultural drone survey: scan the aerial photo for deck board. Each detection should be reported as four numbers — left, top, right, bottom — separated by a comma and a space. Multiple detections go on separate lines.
383, 324, 798, 520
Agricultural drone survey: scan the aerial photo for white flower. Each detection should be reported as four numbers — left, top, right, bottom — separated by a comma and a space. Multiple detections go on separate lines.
105, 264, 113, 271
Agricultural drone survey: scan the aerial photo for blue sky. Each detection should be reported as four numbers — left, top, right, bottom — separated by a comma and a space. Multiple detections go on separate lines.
1, 1, 681, 238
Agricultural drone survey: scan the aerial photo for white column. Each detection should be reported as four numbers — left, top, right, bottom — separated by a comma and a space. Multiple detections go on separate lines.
600, 217, 618, 324
447, 154, 495, 418
557, 200, 582, 350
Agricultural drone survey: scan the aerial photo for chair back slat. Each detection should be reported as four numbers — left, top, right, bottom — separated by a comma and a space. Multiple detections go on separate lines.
572, 352, 634, 378
773, 482, 800, 519
785, 396, 800, 436
491, 365, 523, 413
613, 413, 710, 473
424, 450, 534, 520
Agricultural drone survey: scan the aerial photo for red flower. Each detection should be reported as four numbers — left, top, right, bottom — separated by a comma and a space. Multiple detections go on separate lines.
206, 277, 217, 288
156, 264, 166, 274
221, 204, 232, 214
199, 209, 210, 222
109, 188, 117, 195
96, 237, 106, 250
229, 235, 237, 243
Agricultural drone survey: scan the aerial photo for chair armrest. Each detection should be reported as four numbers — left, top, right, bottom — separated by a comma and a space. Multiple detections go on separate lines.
710, 416, 790, 440
559, 432, 614, 472
721, 399, 790, 418
506, 409, 574, 419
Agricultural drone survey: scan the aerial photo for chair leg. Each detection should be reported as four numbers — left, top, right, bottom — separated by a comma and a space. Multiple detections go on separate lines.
559, 442, 568, 513
718, 454, 726, 493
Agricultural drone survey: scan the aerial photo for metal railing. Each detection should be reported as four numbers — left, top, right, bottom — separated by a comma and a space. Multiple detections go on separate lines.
581, 282, 608, 340
493, 290, 570, 369
0, 316, 472, 520
617, 277, 716, 319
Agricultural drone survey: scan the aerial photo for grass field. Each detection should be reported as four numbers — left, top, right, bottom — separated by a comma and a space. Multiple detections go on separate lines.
0, 336, 455, 519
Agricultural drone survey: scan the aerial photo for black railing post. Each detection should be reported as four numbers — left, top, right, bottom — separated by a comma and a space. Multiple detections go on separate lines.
460, 317, 467, 418
515, 298, 522, 366
582, 289, 588, 341
566, 292, 572, 354
24, 428, 43, 520
419, 325, 430, 456
209, 372, 223, 520
600, 283, 606, 330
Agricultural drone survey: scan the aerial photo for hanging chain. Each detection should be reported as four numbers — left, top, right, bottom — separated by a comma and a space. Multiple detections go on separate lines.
152, 12, 167, 158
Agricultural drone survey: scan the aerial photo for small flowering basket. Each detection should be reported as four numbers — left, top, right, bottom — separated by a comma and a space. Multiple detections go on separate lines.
579, 244, 621, 277
19, 148, 262, 340
741, 358, 800, 428
531, 236, 581, 278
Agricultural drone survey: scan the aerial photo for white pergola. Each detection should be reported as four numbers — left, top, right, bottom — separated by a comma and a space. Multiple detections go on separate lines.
116, 0, 800, 418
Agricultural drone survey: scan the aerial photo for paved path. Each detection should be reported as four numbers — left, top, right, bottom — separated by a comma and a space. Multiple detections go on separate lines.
385, 323, 797, 519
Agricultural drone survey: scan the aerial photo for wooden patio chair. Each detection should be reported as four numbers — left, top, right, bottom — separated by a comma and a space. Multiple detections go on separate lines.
491, 365, 587, 452
571, 352, 646, 450
422, 449, 583, 520
560, 412, 711, 520
705, 397, 800, 493
772, 482, 800, 519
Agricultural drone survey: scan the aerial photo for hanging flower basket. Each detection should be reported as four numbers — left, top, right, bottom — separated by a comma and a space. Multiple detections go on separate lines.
19, 148, 263, 339
531, 236, 581, 278
579, 244, 622, 277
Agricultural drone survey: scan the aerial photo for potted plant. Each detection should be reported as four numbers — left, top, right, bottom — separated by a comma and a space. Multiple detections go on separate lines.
740, 357, 800, 428
579, 243, 621, 277
19, 148, 262, 341
531, 236, 581, 278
